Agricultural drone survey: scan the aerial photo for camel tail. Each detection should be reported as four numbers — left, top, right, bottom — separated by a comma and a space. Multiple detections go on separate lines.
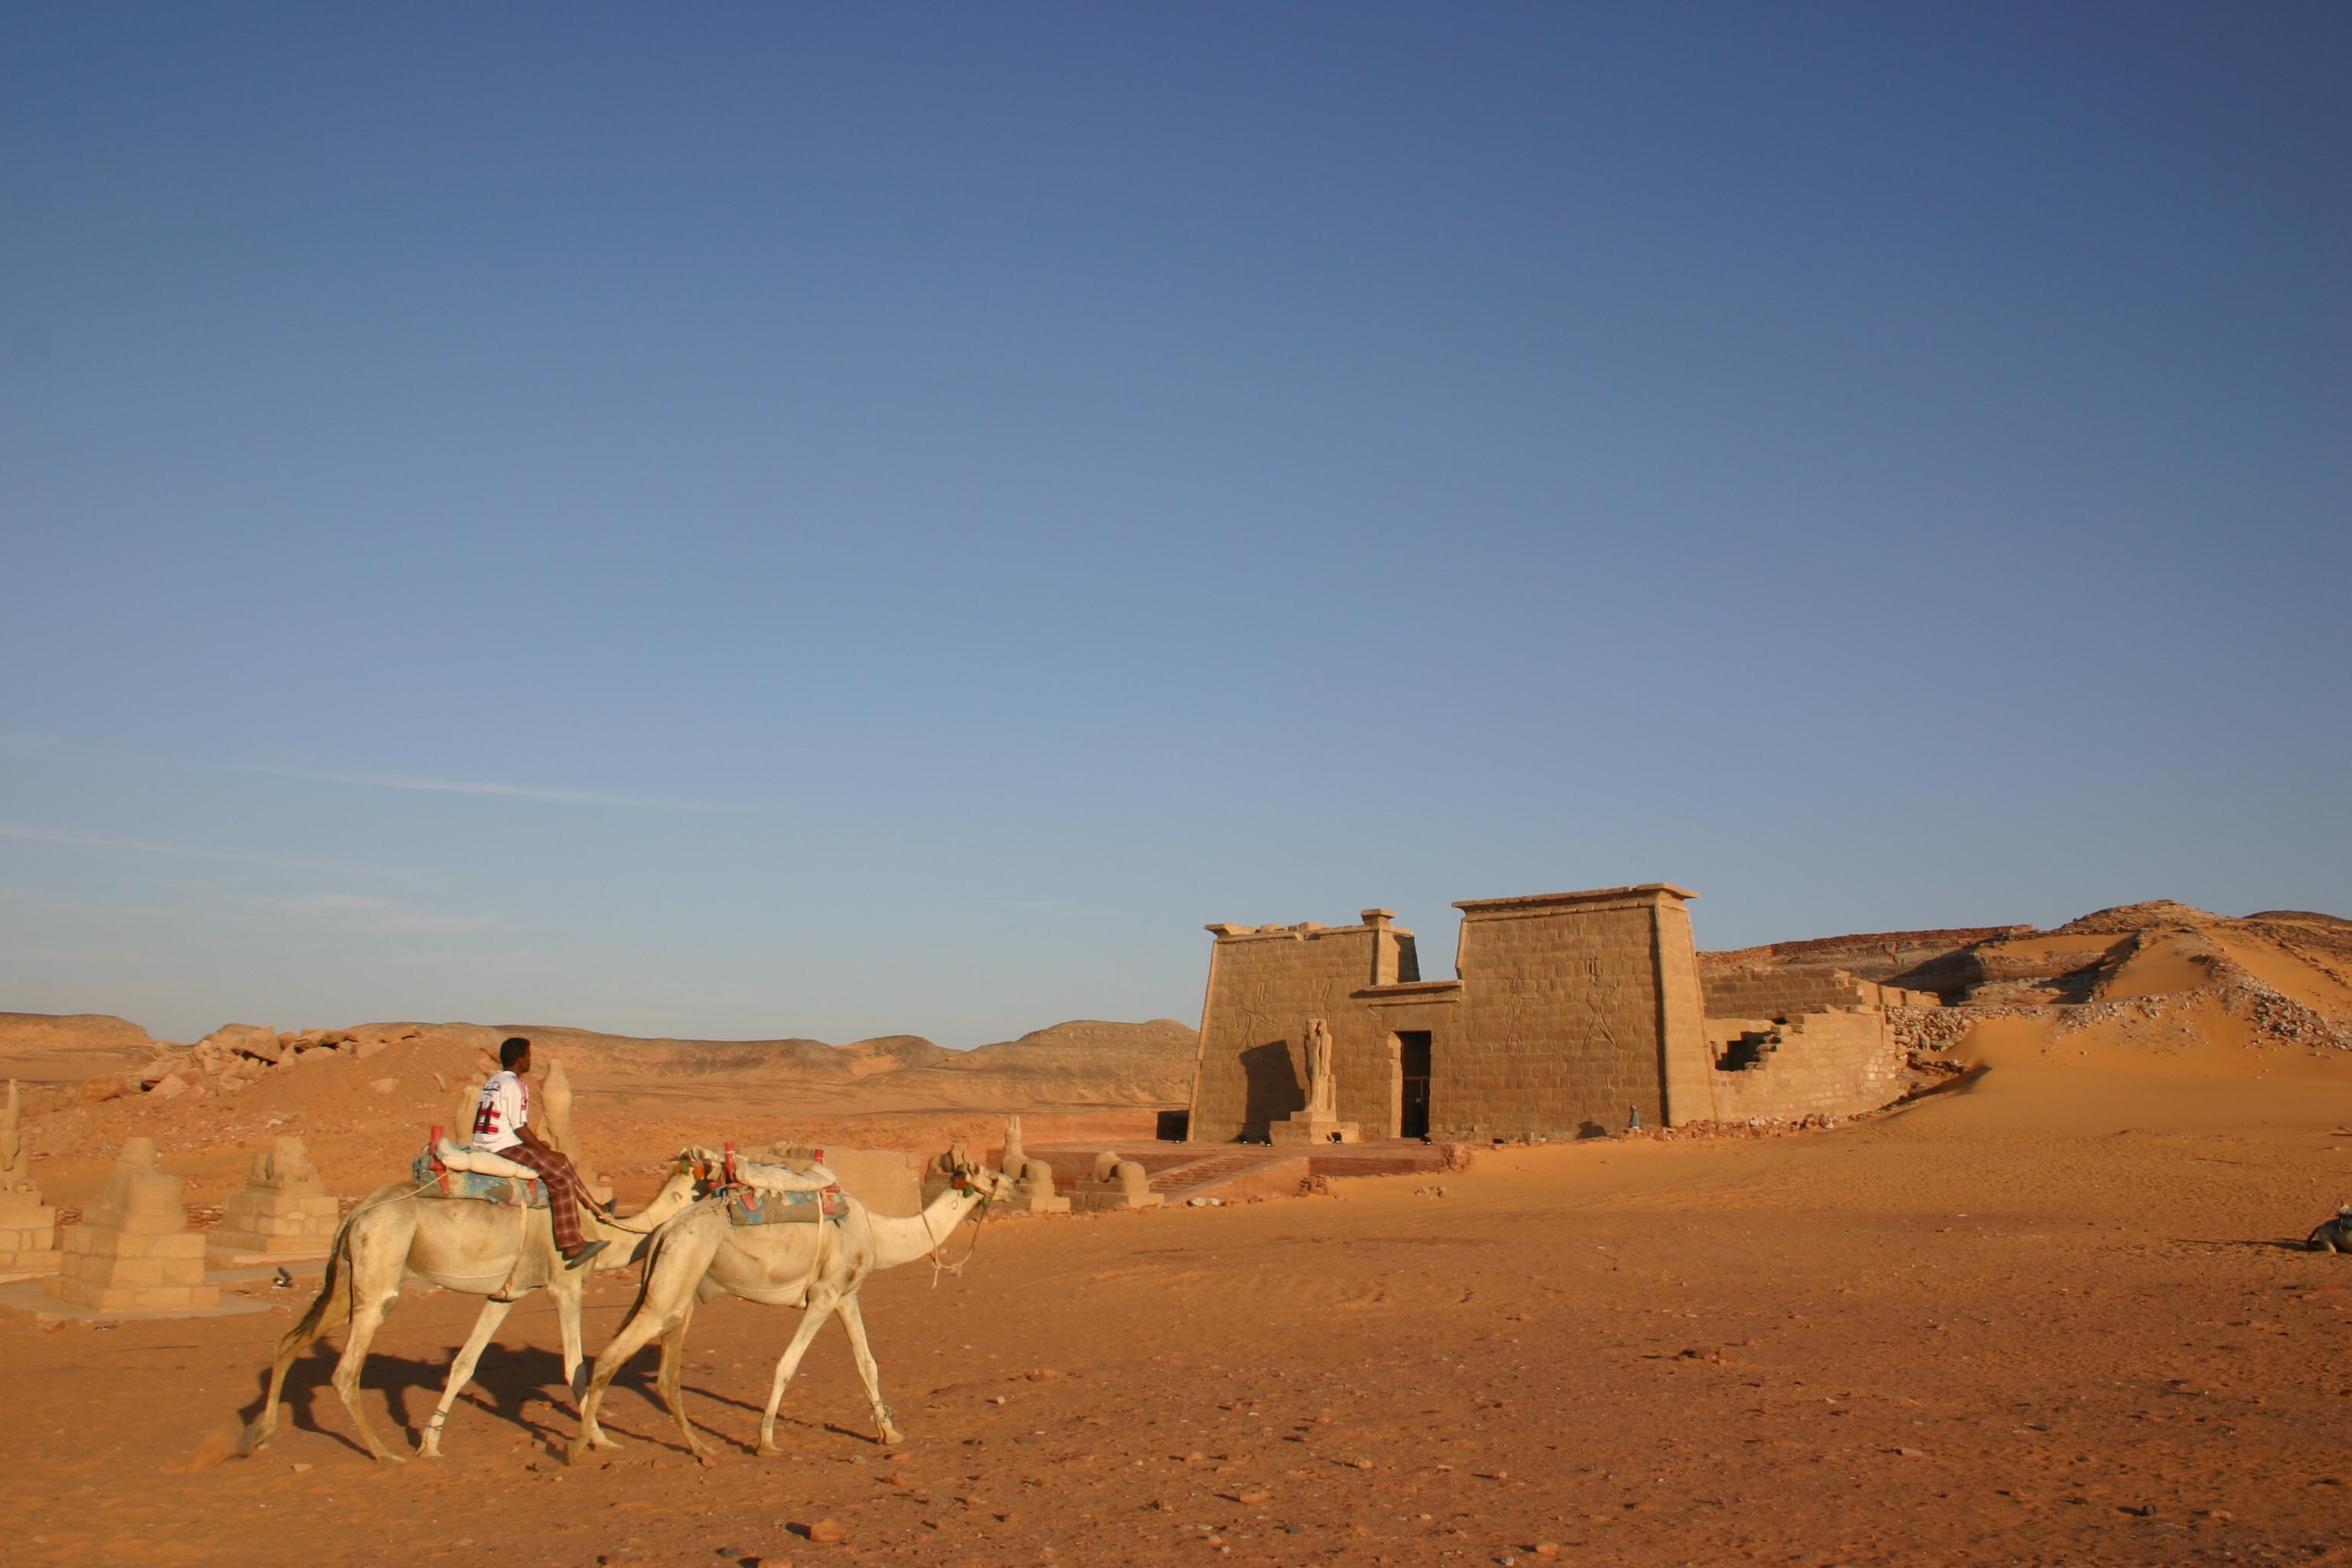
289, 1203, 363, 1344
238, 1200, 364, 1457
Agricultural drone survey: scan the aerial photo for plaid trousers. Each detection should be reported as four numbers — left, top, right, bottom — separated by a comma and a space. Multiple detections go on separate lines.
501, 1143, 591, 1252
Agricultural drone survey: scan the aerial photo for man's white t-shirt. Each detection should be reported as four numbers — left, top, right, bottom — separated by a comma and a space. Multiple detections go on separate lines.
472, 1070, 530, 1154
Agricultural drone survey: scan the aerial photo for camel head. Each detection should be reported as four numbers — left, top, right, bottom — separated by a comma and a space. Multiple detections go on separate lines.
944, 1150, 1011, 1207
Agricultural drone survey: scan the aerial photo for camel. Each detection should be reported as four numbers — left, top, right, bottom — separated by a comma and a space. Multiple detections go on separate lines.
567, 1145, 1009, 1464
243, 1152, 707, 1462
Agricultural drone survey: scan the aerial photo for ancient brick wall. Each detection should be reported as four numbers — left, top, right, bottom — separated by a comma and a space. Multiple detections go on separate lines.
1432, 887, 1702, 1140
1189, 919, 1403, 1142
1695, 1011, 1908, 1123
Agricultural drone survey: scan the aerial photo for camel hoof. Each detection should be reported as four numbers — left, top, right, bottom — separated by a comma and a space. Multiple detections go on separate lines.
236, 1423, 272, 1459
878, 1424, 904, 1447
694, 1450, 719, 1469
755, 1442, 784, 1459
590, 1431, 622, 1451
368, 1449, 408, 1465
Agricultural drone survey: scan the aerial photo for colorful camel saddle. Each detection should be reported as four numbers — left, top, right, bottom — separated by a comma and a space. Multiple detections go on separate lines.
721, 1185, 848, 1227
412, 1145, 547, 1209
685, 1146, 848, 1227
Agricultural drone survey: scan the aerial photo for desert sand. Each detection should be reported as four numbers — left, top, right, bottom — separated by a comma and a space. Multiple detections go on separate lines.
3, 903, 2351, 1566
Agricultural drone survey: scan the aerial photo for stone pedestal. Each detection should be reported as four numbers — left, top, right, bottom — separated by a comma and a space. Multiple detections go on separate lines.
0, 1080, 60, 1278
45, 1137, 219, 1312
0, 1193, 60, 1279
211, 1135, 339, 1259
1269, 1116, 1361, 1145
1067, 1151, 1165, 1213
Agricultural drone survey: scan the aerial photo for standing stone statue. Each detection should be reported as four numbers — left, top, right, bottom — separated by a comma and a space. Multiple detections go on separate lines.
1303, 1018, 1338, 1119
1271, 1018, 1361, 1145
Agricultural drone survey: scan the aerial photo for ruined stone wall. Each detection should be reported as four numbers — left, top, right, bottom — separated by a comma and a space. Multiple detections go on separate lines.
1700, 969, 1941, 1020
1189, 921, 1400, 1142
1432, 887, 1699, 1140
1694, 1011, 1909, 1125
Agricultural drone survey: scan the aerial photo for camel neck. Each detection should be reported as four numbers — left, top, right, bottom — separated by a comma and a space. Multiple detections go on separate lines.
869, 1187, 986, 1270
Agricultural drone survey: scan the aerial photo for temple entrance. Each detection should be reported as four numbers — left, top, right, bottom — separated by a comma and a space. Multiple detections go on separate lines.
1396, 1031, 1432, 1139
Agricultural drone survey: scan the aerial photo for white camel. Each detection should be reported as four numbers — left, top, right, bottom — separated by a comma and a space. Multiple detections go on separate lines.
567, 1146, 1009, 1464
243, 1152, 707, 1462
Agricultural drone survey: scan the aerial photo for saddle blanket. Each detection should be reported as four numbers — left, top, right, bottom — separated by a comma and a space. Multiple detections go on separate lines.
724, 1186, 848, 1227
413, 1149, 548, 1208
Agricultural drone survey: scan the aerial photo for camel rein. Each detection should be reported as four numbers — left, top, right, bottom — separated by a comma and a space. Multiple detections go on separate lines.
919, 1179, 991, 1289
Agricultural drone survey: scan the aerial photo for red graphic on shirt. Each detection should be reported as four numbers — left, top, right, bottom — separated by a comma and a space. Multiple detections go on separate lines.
472, 1077, 528, 1141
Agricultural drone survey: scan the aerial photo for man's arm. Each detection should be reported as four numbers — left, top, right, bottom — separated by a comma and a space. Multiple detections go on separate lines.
516, 1120, 556, 1156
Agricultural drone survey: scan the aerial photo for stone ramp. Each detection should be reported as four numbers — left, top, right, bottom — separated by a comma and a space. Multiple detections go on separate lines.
1032, 1140, 1453, 1202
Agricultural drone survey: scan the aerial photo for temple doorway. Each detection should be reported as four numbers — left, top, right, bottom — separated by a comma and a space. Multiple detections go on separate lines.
1397, 1031, 1432, 1139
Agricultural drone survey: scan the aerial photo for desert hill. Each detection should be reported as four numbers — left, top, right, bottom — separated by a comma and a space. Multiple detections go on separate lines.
1700, 899, 2352, 1063
0, 1011, 163, 1081
0, 1011, 1200, 1204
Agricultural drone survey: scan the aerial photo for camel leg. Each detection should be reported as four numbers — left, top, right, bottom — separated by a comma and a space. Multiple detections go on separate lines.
241, 1254, 355, 1453
329, 1287, 407, 1463
554, 1281, 589, 1406
834, 1292, 903, 1446
756, 1290, 838, 1458
415, 1296, 518, 1459
567, 1300, 674, 1464
655, 1300, 711, 1462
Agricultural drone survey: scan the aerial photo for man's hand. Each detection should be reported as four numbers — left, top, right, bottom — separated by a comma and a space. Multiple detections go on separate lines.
517, 1123, 556, 1156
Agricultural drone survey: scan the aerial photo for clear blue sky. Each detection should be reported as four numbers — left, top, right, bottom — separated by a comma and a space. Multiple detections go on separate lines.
4, 5, 2345, 1045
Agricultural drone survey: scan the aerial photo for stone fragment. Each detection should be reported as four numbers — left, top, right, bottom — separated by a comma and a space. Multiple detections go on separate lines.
1070, 1148, 1165, 1212
199, 1024, 282, 1064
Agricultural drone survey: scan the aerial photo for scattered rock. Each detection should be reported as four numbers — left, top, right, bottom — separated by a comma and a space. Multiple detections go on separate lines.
369, 1078, 400, 1096
790, 1518, 844, 1543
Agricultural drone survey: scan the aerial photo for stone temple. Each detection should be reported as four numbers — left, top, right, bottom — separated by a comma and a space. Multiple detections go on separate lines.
1184, 885, 1936, 1144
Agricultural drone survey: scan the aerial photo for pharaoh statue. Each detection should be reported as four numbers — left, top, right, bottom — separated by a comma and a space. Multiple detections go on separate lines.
1303, 1018, 1338, 1119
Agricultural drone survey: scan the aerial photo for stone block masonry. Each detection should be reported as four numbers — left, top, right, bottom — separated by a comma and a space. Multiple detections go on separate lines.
1188, 884, 1929, 1145
0, 1080, 60, 1278
45, 1136, 219, 1312
212, 1135, 340, 1257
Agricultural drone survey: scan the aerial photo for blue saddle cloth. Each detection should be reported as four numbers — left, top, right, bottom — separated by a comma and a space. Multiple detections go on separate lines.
413, 1149, 548, 1209
723, 1187, 848, 1227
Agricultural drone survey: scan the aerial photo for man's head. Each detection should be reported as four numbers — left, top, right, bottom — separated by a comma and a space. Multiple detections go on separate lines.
500, 1036, 534, 1075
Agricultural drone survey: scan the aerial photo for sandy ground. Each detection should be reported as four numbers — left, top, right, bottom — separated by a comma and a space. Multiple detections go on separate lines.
8, 1021, 2352, 1568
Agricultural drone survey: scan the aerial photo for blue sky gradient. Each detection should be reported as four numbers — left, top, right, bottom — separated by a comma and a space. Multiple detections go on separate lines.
5, 5, 2346, 1044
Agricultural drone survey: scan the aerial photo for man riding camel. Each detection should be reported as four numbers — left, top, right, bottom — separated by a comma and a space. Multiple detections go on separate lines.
472, 1036, 606, 1269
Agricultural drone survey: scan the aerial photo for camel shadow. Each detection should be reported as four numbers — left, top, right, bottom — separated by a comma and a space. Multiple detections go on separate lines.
2170, 1236, 2320, 1255
238, 1341, 665, 1459
583, 1367, 887, 1459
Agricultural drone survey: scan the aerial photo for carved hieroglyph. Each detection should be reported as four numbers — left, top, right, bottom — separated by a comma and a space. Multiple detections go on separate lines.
212, 1135, 340, 1257
0, 1080, 60, 1277
45, 1136, 219, 1312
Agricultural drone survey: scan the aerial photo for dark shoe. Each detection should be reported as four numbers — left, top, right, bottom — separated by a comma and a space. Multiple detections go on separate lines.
561, 1240, 609, 1271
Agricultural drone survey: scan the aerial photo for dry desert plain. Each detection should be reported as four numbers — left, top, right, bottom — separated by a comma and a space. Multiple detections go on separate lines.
6, 908, 2352, 1567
